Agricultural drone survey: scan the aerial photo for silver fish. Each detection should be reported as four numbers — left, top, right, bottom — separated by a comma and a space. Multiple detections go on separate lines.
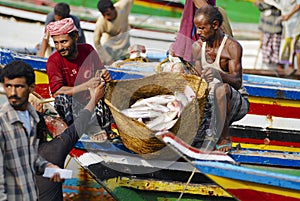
184, 85, 196, 102
121, 109, 162, 119
167, 100, 183, 115
145, 110, 178, 129
145, 102, 170, 113
174, 91, 188, 107
150, 119, 178, 131
130, 95, 176, 108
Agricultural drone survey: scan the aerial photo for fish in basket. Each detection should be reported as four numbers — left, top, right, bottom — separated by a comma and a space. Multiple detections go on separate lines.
104, 72, 208, 159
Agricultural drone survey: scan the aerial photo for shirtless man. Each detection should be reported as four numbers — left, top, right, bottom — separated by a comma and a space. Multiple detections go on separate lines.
192, 5, 249, 152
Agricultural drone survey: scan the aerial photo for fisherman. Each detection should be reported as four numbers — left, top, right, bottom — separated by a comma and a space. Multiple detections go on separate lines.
170, 0, 233, 64
37, 2, 86, 58
45, 17, 112, 136
191, 5, 250, 152
94, 0, 133, 65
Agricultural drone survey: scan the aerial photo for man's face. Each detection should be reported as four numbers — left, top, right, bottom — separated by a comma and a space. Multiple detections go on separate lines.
103, 8, 117, 21
194, 14, 215, 42
3, 77, 35, 111
52, 34, 77, 58
54, 14, 63, 21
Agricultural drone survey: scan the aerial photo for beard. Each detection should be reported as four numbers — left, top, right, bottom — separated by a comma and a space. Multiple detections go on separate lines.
59, 41, 77, 58
8, 95, 29, 111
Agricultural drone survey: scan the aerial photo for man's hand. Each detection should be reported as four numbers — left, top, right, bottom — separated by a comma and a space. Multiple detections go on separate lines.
98, 69, 111, 83
201, 67, 222, 83
47, 164, 64, 183
30, 100, 43, 113
88, 81, 106, 104
85, 77, 102, 89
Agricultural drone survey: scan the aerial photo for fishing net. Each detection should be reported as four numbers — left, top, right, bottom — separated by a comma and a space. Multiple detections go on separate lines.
105, 72, 208, 159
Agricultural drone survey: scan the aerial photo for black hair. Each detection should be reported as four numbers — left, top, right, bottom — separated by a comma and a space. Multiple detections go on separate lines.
68, 31, 78, 40
54, 2, 70, 18
195, 5, 223, 26
0, 60, 35, 85
97, 0, 114, 14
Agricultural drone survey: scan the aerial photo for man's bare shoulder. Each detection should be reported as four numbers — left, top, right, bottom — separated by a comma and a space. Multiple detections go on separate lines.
192, 40, 203, 51
226, 36, 242, 50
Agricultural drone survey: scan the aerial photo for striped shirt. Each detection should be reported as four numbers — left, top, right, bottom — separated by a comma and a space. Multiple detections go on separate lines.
0, 102, 49, 201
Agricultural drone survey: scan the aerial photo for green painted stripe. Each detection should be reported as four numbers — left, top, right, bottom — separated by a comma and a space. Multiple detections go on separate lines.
217, 0, 260, 23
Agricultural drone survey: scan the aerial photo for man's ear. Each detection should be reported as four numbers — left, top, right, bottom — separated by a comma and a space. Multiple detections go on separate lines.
74, 32, 79, 42
29, 83, 36, 93
212, 20, 220, 30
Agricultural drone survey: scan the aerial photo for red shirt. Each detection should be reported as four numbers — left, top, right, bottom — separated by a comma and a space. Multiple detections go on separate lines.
46, 44, 103, 94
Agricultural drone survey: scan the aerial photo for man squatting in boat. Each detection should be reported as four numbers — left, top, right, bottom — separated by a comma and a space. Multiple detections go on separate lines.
191, 5, 250, 152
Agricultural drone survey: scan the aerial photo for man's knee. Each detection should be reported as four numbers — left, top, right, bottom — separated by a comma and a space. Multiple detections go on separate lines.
214, 83, 230, 100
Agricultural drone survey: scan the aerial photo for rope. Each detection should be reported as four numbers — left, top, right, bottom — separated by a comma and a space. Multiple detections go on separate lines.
64, 155, 72, 169
177, 167, 197, 201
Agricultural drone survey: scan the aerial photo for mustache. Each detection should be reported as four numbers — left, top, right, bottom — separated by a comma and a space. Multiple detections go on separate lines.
58, 48, 70, 53
8, 95, 20, 100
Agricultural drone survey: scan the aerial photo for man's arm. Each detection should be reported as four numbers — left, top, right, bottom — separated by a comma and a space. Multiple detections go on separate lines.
192, 0, 208, 8
37, 13, 54, 58
116, 0, 134, 10
192, 41, 203, 76
94, 17, 104, 51
52, 76, 102, 97
37, 34, 50, 58
35, 155, 64, 182
52, 69, 110, 97
281, 4, 300, 21
220, 40, 243, 90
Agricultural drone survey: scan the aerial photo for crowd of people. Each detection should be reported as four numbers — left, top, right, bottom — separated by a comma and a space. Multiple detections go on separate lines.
1, 0, 299, 200
254, 0, 300, 76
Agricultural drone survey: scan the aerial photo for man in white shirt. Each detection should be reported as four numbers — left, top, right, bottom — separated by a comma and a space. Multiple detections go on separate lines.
94, 0, 133, 65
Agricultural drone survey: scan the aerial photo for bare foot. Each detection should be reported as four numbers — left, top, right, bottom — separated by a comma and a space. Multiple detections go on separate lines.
215, 137, 232, 152
90, 130, 108, 143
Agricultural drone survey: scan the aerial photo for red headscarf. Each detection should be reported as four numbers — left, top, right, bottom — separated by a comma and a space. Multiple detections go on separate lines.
47, 17, 78, 36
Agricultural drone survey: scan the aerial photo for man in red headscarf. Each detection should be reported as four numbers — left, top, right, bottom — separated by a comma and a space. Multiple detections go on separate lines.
46, 18, 112, 131
37, 2, 86, 58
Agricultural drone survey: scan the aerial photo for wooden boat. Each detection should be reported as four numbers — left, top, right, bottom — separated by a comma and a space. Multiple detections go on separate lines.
231, 74, 300, 152
2, 48, 300, 199
70, 139, 234, 200
195, 161, 300, 201
67, 129, 300, 200
157, 131, 300, 200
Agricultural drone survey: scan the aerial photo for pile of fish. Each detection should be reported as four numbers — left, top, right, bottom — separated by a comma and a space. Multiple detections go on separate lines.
121, 86, 196, 131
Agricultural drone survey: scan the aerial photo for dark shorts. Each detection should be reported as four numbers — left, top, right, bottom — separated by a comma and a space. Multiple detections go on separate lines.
228, 86, 250, 125
54, 94, 112, 129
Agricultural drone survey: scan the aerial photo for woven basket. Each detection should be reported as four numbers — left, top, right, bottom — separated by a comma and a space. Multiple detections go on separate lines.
105, 72, 208, 159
